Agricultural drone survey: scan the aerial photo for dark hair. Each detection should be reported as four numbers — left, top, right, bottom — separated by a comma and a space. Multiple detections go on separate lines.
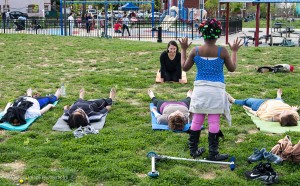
167, 40, 179, 53
168, 115, 185, 130
280, 114, 298, 127
67, 113, 89, 129
198, 18, 222, 40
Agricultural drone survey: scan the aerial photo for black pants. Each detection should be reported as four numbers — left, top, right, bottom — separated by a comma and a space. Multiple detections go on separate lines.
122, 24, 130, 36
163, 71, 180, 82
151, 97, 191, 113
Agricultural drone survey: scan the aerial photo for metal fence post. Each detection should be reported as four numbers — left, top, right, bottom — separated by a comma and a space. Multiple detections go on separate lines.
157, 26, 162, 43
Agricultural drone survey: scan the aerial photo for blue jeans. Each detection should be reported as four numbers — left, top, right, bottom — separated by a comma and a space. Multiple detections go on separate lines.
234, 98, 283, 111
36, 96, 58, 109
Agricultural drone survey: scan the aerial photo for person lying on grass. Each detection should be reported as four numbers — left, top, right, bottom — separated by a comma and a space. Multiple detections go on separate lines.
63, 88, 116, 129
227, 88, 299, 126
0, 88, 60, 126
148, 89, 192, 130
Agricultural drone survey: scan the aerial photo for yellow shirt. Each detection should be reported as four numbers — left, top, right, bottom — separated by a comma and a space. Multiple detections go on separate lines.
256, 100, 299, 121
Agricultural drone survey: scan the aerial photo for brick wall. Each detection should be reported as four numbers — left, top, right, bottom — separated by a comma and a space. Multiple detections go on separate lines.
184, 0, 200, 8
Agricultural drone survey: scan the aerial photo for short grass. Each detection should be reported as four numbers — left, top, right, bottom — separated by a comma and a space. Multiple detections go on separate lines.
0, 34, 299, 186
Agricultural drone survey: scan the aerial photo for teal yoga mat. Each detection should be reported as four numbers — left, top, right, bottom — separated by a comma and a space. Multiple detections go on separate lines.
0, 101, 58, 131
150, 103, 191, 132
246, 111, 300, 134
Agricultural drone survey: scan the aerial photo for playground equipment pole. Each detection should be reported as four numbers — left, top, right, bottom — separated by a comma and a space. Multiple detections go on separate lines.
200, 0, 204, 23
60, 0, 63, 35
64, 0, 67, 36
151, 0, 154, 37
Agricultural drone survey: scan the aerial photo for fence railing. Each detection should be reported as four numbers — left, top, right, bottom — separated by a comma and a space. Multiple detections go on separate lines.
0, 19, 242, 41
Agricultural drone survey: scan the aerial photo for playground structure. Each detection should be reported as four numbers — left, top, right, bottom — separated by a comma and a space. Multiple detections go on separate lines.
159, 0, 207, 31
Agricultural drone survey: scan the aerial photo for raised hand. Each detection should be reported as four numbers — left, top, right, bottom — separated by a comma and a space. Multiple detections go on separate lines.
228, 37, 243, 52
178, 37, 192, 50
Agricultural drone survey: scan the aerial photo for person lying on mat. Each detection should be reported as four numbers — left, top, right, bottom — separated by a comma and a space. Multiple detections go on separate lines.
159, 40, 183, 83
227, 88, 299, 126
148, 89, 192, 130
63, 88, 116, 129
0, 88, 61, 126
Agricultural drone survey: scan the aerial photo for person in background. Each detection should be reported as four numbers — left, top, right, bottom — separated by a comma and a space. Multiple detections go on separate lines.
114, 20, 122, 33
121, 14, 130, 36
68, 12, 74, 35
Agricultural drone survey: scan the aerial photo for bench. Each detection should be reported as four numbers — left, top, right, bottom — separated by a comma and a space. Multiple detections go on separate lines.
273, 23, 282, 32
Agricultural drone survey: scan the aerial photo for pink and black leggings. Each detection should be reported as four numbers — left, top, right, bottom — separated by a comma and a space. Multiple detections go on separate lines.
190, 113, 220, 133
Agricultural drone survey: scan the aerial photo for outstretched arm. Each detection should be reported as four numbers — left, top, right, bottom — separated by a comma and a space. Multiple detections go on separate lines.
178, 37, 194, 71
224, 38, 243, 72
4, 102, 12, 113
40, 104, 55, 115
243, 105, 257, 116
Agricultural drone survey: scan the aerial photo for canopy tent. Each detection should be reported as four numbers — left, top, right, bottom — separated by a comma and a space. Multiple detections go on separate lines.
119, 2, 139, 11
219, 0, 300, 46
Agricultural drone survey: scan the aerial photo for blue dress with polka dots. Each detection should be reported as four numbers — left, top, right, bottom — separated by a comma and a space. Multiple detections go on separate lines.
193, 46, 225, 83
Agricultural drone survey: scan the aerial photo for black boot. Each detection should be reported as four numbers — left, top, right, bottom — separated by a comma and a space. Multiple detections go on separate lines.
188, 130, 205, 158
207, 131, 228, 161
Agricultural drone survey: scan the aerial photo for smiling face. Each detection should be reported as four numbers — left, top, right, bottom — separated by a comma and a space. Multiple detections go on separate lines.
168, 44, 177, 54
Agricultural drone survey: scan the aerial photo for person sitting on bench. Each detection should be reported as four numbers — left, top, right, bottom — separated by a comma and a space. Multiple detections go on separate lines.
227, 89, 299, 126
148, 89, 192, 130
63, 88, 116, 129
0, 88, 61, 126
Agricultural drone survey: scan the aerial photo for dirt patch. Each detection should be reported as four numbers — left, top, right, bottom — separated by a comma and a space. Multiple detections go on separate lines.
65, 59, 85, 64
136, 51, 151, 55
248, 129, 258, 134
199, 172, 216, 179
136, 173, 147, 178
0, 161, 26, 182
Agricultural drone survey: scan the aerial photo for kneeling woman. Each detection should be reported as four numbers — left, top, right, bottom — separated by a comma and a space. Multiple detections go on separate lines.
159, 40, 182, 83
1, 88, 60, 125
63, 88, 116, 129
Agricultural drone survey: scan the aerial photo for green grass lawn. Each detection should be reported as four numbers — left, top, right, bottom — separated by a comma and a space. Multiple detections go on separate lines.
0, 34, 299, 186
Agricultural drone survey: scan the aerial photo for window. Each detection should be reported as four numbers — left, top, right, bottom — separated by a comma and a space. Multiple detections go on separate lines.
28, 4, 39, 13
44, 5, 49, 12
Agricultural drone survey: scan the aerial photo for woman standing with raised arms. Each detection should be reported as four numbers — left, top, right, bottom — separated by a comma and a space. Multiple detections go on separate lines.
179, 18, 242, 161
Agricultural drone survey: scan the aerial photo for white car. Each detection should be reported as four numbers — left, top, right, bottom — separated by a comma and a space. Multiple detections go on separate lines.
148, 12, 161, 18
88, 9, 97, 18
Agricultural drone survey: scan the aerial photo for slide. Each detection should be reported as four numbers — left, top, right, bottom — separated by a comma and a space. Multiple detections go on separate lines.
160, 15, 178, 31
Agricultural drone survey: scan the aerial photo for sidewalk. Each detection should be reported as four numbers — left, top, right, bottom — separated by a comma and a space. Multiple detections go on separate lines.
190, 28, 300, 46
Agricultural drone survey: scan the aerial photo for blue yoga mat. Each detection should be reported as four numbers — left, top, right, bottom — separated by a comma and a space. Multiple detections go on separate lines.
0, 101, 58, 131
150, 103, 191, 132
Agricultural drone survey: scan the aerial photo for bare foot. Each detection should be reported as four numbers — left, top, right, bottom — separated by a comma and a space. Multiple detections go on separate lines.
27, 88, 32, 97
226, 92, 235, 104
277, 88, 282, 99
109, 88, 116, 100
148, 89, 155, 99
79, 88, 85, 99
187, 90, 192, 97
55, 88, 61, 99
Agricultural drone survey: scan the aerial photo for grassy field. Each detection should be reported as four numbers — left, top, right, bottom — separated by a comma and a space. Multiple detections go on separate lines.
243, 18, 300, 29
0, 34, 299, 186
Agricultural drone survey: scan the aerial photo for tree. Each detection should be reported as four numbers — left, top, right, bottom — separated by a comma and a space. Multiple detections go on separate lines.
205, 0, 219, 17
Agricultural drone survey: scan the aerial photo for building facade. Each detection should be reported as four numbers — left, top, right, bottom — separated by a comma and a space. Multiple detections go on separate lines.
0, 0, 51, 17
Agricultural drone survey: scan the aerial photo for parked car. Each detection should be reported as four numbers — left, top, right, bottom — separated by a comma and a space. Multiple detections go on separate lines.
88, 9, 97, 18
9, 11, 29, 19
148, 12, 161, 19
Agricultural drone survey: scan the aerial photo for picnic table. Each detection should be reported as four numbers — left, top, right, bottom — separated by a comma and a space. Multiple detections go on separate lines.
273, 22, 283, 32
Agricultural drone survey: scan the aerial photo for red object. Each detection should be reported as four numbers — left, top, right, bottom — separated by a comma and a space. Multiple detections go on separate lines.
290, 65, 294, 72
114, 23, 121, 31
